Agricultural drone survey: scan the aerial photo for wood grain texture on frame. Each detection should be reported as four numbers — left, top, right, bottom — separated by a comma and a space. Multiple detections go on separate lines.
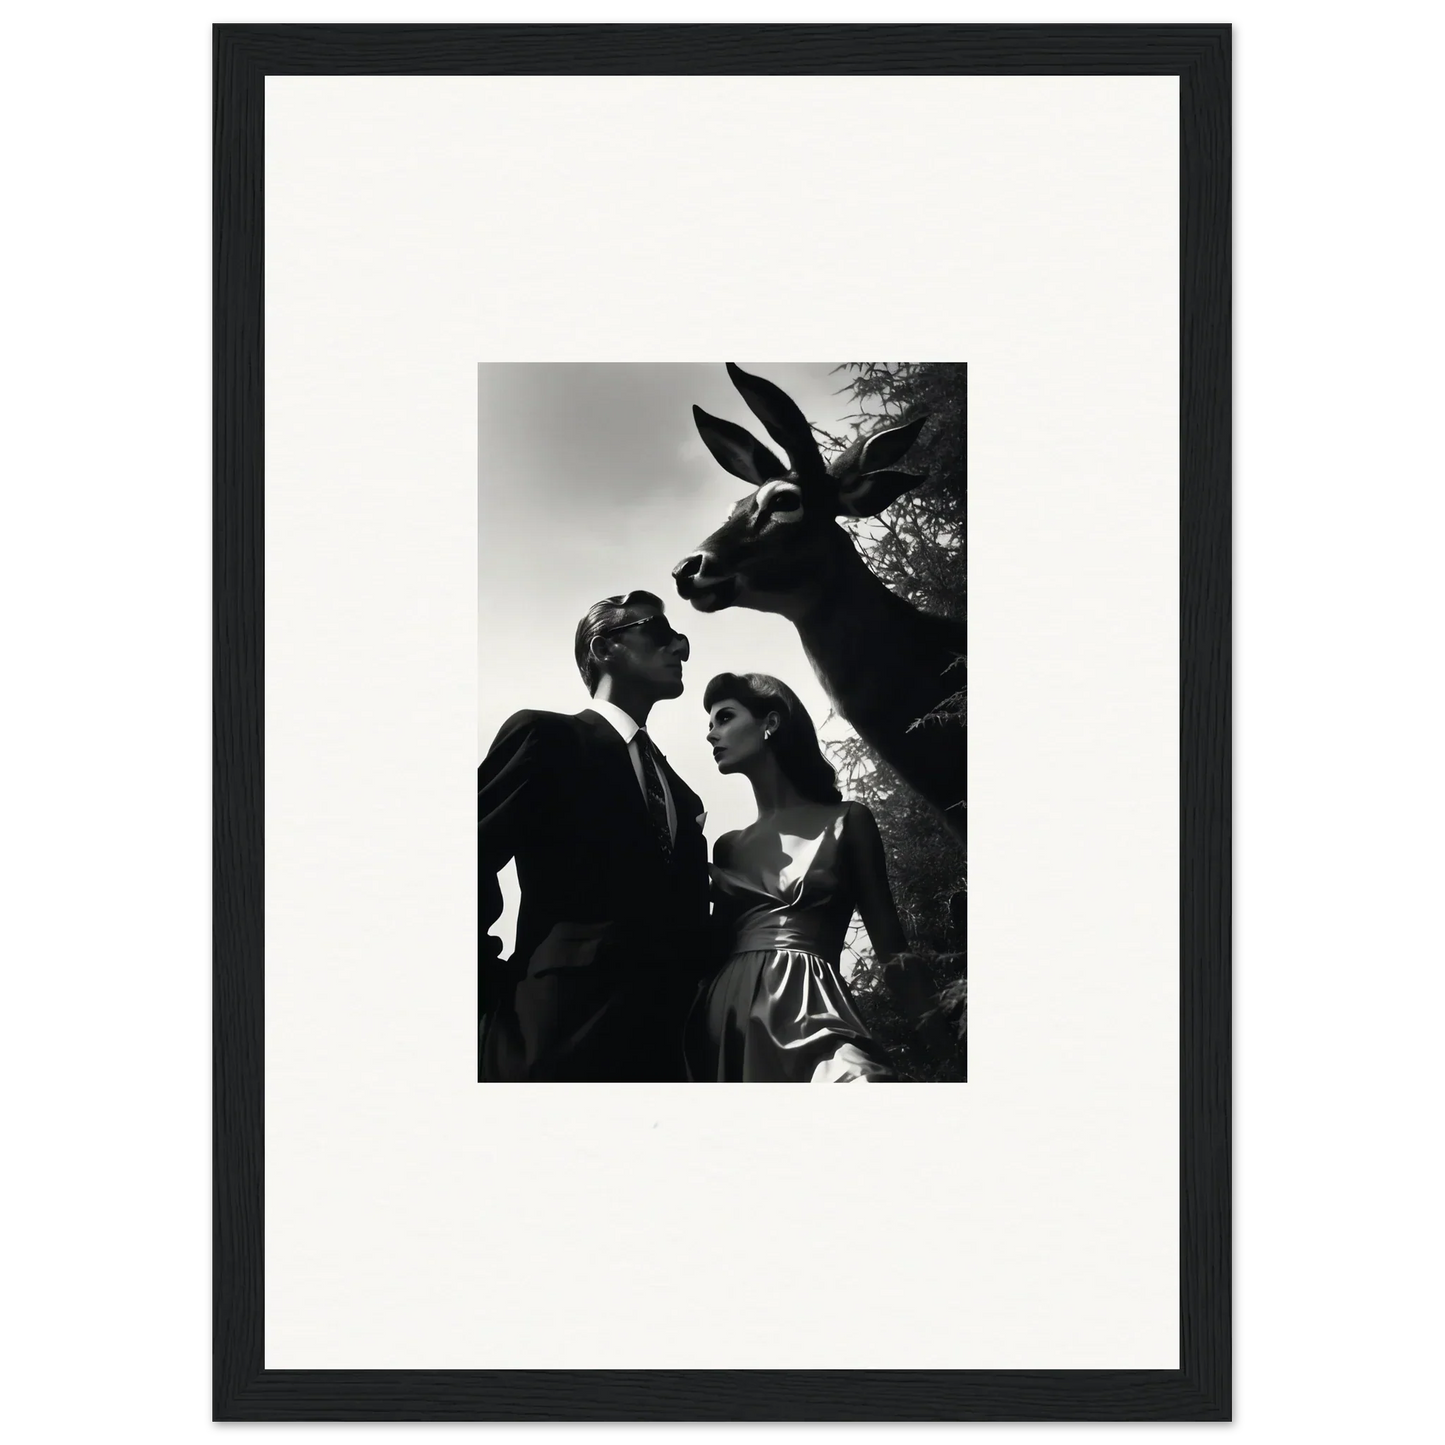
214, 22, 1229, 1421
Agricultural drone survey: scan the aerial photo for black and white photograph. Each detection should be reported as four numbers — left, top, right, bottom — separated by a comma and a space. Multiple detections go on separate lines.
477, 362, 968, 1082
208, 21, 1245, 1422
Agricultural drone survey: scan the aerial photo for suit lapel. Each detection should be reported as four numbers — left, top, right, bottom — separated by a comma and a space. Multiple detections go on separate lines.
654, 751, 703, 842
576, 710, 652, 837
577, 709, 703, 851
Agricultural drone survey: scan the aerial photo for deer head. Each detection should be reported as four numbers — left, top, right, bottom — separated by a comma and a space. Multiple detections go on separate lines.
672, 363, 929, 620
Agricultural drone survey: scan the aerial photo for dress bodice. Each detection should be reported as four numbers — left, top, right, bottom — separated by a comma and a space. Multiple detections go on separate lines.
711, 803, 854, 964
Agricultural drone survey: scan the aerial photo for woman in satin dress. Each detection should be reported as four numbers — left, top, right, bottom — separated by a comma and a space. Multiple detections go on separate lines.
685, 672, 946, 1083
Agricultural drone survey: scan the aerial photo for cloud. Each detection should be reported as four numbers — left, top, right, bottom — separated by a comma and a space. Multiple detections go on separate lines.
478, 362, 852, 520
479, 364, 718, 518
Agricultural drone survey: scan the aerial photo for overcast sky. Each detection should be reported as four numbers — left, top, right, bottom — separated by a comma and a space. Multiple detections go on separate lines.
479, 363, 866, 954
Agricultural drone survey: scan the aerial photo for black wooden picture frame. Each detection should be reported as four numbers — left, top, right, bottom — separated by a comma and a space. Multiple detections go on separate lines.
214, 23, 1229, 1421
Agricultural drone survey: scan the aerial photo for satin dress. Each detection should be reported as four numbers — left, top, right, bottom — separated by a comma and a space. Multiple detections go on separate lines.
686, 802, 894, 1083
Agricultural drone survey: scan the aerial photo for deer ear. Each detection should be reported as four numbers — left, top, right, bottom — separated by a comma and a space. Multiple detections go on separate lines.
692, 405, 789, 486
726, 363, 825, 477
836, 469, 927, 518
860, 415, 927, 473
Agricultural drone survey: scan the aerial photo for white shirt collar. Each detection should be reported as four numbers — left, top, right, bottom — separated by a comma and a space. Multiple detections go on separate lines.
588, 697, 642, 746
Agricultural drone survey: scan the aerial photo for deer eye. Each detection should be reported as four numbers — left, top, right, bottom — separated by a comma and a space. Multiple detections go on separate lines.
754, 479, 805, 526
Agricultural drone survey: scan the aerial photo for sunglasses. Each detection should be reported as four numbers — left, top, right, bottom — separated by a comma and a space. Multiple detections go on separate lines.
600, 615, 689, 649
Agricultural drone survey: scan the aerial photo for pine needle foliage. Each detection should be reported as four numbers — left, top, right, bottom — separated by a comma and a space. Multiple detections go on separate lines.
822, 364, 968, 1081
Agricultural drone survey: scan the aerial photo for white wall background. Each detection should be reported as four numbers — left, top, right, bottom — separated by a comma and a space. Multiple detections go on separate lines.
264, 69, 1179, 1371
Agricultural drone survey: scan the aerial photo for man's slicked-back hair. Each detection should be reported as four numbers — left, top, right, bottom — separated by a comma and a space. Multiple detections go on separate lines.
574, 589, 667, 693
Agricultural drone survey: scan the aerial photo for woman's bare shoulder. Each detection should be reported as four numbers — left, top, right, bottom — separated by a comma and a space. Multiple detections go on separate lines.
839, 798, 879, 832
837, 801, 888, 864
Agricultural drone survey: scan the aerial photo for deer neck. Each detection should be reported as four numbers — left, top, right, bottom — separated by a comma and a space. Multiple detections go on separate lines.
792, 543, 950, 729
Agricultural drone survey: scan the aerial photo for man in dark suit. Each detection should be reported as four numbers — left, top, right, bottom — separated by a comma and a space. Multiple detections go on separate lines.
478, 590, 713, 1081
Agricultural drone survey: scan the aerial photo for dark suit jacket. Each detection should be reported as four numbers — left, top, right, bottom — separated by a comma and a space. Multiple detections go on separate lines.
478, 708, 712, 1081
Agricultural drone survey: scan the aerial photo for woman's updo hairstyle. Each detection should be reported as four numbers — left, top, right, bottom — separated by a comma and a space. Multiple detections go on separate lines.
703, 672, 842, 804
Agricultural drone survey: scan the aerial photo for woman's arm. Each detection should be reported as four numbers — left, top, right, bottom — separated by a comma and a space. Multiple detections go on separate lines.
702, 831, 742, 973
842, 802, 908, 959
841, 804, 953, 1051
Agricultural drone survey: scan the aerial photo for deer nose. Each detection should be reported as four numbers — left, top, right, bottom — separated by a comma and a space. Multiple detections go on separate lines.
672, 552, 708, 599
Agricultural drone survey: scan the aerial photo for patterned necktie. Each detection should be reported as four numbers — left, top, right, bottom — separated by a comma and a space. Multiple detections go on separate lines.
634, 729, 673, 854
